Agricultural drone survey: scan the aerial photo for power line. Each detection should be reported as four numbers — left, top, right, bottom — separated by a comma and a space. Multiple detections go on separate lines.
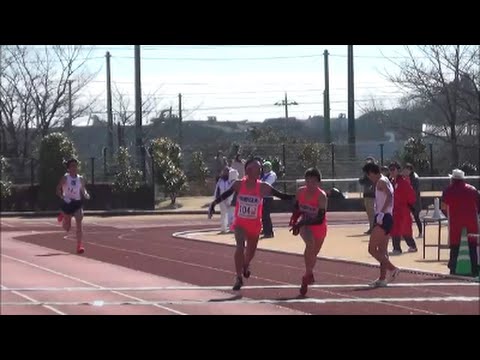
109, 54, 324, 61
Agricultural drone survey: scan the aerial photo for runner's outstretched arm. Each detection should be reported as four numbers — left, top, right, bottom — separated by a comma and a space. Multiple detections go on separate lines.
289, 198, 302, 226
208, 181, 239, 218
263, 183, 296, 201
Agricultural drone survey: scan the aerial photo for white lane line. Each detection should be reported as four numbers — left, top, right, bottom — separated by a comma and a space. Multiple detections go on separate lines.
1, 282, 477, 292
1, 284, 66, 315
2, 296, 479, 307
1, 253, 186, 315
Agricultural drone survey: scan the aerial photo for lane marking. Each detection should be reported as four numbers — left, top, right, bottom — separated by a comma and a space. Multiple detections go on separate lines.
1, 282, 477, 292
0, 284, 65, 315
59, 234, 442, 314
1, 253, 186, 315
172, 230, 478, 282
2, 296, 479, 307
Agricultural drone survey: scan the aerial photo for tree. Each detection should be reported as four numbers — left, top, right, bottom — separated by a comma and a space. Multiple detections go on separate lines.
247, 126, 283, 144
0, 45, 98, 160
188, 151, 209, 186
298, 143, 330, 169
38, 132, 78, 209
386, 45, 480, 167
0, 156, 12, 200
264, 156, 285, 179
149, 137, 188, 205
398, 137, 431, 175
113, 85, 161, 147
112, 147, 142, 195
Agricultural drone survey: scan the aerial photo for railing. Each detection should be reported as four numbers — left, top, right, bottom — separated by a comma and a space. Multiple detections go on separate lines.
273, 176, 480, 197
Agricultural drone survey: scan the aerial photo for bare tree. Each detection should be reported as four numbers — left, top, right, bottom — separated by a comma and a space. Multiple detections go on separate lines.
3, 45, 98, 137
386, 45, 480, 167
112, 85, 162, 147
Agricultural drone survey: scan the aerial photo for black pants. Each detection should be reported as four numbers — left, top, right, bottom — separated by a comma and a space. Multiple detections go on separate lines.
262, 197, 274, 236
392, 236, 417, 252
448, 244, 479, 277
409, 206, 422, 235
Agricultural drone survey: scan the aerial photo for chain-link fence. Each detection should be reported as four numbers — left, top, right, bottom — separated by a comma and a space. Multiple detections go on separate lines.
3, 139, 478, 196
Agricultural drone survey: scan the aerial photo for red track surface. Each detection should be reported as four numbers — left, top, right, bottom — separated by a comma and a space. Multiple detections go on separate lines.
1, 216, 479, 315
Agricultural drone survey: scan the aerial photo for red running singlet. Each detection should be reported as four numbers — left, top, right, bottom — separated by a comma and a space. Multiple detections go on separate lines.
231, 178, 263, 238
297, 186, 327, 239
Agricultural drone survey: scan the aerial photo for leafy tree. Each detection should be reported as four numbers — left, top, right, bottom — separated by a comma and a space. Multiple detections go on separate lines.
398, 137, 431, 174
298, 143, 330, 169
188, 151, 209, 186
0, 156, 12, 200
38, 132, 78, 209
149, 137, 188, 205
112, 147, 142, 194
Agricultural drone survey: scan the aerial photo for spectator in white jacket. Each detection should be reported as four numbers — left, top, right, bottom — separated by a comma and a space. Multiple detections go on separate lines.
214, 167, 234, 233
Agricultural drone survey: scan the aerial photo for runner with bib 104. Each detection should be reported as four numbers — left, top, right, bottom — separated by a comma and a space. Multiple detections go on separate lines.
208, 157, 295, 290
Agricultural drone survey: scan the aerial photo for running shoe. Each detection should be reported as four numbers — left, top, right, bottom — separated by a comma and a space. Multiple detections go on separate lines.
232, 276, 243, 291
387, 268, 401, 283
369, 279, 387, 288
243, 265, 251, 278
300, 273, 315, 296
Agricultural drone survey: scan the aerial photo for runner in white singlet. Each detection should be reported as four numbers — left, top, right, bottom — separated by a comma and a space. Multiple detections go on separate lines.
56, 158, 90, 254
363, 162, 400, 287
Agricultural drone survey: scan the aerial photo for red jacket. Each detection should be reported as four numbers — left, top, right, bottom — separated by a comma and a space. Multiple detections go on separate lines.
391, 175, 416, 237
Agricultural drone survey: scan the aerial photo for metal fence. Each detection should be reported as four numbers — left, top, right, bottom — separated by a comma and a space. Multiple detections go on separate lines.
3, 141, 478, 190
2, 154, 154, 186
287, 176, 480, 196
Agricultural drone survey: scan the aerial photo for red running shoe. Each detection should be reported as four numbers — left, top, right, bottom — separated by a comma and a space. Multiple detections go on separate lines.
77, 245, 85, 254
300, 273, 315, 296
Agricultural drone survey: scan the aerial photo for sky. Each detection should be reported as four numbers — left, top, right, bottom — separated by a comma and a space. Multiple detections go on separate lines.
75, 45, 418, 125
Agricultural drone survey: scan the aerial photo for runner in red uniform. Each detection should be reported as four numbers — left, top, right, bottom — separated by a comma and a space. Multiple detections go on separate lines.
208, 157, 295, 290
289, 168, 328, 296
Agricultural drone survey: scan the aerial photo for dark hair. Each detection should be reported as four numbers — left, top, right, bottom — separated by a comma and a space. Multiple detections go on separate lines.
244, 157, 262, 170
362, 162, 380, 175
388, 161, 401, 170
381, 166, 389, 172
304, 167, 321, 182
64, 158, 78, 169
405, 163, 414, 171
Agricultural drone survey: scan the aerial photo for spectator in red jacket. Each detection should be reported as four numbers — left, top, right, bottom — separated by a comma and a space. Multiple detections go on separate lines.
441, 169, 479, 276
389, 161, 418, 255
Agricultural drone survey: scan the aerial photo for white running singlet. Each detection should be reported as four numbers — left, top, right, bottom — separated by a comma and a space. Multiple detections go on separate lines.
62, 174, 83, 201
374, 175, 393, 215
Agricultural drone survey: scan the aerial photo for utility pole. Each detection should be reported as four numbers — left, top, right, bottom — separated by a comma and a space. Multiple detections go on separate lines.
477, 45, 480, 188
275, 92, 298, 137
106, 51, 114, 163
323, 49, 331, 144
178, 93, 183, 147
134, 45, 143, 166
66, 80, 73, 135
0, 45, 3, 154
347, 45, 356, 160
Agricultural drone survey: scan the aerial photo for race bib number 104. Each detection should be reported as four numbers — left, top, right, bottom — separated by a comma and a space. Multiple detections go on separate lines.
238, 204, 258, 219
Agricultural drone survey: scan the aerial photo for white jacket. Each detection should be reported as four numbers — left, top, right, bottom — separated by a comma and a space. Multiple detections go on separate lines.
214, 178, 234, 205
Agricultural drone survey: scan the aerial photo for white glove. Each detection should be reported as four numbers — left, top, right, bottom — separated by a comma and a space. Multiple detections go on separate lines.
63, 196, 72, 204
84, 192, 91, 200
376, 212, 384, 225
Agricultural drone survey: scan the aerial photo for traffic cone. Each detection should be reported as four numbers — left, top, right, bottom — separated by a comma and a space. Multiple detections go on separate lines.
455, 228, 472, 276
